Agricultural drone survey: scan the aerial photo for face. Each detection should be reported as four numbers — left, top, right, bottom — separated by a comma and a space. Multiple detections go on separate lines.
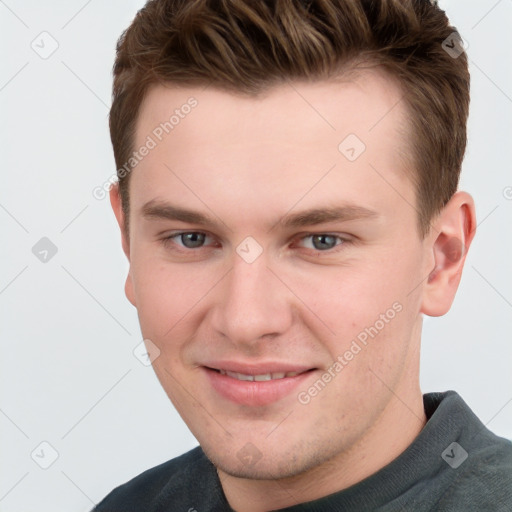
118, 72, 436, 480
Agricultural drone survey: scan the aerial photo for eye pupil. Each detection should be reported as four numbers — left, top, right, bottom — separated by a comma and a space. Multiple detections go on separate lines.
181, 232, 205, 248
312, 234, 337, 250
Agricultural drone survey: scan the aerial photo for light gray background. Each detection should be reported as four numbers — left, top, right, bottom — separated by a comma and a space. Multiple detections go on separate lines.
1, 1, 511, 510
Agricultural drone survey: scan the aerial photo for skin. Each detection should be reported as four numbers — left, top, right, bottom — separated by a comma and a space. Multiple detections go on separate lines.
110, 70, 476, 511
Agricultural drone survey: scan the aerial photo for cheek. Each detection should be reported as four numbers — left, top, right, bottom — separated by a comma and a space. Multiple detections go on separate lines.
130, 254, 232, 364
130, 257, 206, 339
290, 263, 402, 329
285, 256, 418, 365
131, 261, 211, 394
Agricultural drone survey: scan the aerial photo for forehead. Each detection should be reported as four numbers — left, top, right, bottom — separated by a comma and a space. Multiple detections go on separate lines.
130, 70, 413, 227
136, 69, 407, 146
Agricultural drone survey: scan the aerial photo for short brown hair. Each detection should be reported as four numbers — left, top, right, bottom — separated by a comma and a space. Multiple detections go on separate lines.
110, 0, 469, 236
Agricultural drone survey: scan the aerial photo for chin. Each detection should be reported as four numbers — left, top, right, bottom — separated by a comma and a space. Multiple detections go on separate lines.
202, 441, 328, 481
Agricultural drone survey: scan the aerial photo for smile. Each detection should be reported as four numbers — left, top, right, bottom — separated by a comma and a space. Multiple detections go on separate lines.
204, 365, 316, 406
218, 369, 304, 381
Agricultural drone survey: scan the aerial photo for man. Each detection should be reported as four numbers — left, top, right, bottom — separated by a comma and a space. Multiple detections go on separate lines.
94, 0, 512, 510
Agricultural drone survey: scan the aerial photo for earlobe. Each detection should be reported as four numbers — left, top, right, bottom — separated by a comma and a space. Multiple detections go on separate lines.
125, 273, 136, 307
420, 191, 476, 317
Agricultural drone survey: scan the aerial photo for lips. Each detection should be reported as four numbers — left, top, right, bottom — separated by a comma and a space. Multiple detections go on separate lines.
202, 362, 316, 406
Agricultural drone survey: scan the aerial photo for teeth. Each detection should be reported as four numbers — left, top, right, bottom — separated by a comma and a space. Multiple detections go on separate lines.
218, 369, 301, 381
228, 371, 254, 381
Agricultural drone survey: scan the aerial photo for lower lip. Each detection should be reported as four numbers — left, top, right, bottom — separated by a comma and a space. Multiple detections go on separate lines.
203, 367, 314, 406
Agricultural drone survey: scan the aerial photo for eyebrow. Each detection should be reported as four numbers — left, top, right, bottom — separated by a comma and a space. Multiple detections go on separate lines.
141, 200, 379, 230
279, 205, 378, 228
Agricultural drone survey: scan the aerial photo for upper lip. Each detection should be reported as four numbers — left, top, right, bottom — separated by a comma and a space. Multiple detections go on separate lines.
203, 361, 315, 375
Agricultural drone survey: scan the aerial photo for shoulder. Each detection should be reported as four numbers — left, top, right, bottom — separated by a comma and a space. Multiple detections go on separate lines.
434, 393, 512, 511
436, 439, 512, 511
93, 446, 213, 511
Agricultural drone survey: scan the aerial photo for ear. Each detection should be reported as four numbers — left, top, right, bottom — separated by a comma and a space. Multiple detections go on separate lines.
110, 183, 136, 307
420, 191, 476, 317
110, 183, 130, 258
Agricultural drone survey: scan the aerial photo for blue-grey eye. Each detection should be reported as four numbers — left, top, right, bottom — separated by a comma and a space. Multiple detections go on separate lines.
180, 232, 206, 248
309, 234, 340, 250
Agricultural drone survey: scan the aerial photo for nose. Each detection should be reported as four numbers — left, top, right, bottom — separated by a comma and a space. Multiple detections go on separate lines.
211, 253, 294, 348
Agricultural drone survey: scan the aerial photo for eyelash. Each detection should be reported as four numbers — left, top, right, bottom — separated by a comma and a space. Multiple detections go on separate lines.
161, 231, 351, 254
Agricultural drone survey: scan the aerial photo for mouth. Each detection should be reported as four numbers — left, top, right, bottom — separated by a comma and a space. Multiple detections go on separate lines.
203, 364, 316, 406
215, 368, 307, 381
